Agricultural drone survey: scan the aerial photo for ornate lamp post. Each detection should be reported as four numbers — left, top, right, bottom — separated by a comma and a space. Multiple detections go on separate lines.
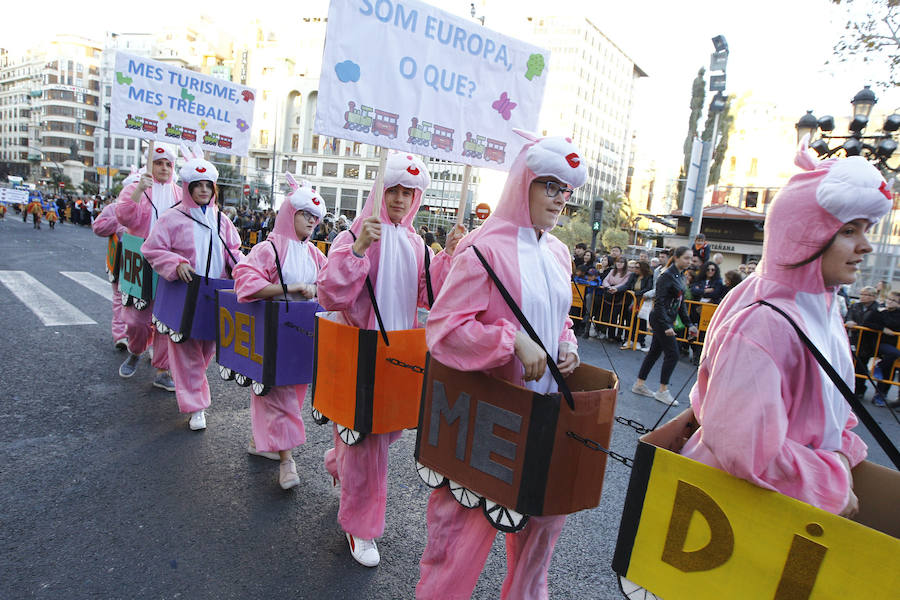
797, 86, 900, 287
795, 86, 900, 175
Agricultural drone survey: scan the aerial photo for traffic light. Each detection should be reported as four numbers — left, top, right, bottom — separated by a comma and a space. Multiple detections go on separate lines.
591, 199, 603, 231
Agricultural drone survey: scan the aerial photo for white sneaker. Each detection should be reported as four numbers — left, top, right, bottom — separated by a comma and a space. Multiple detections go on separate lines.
640, 344, 650, 353
588, 324, 598, 338
247, 441, 280, 461
114, 337, 128, 351
279, 458, 300, 490
189, 410, 206, 430
631, 382, 655, 398
654, 390, 679, 406
346, 533, 379, 567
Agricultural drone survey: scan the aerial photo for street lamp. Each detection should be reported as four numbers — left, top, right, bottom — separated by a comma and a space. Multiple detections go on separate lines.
795, 85, 900, 175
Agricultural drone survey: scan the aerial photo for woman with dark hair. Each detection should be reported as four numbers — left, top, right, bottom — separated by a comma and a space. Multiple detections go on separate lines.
691, 261, 725, 304
622, 260, 654, 350
631, 246, 698, 405
680, 148, 893, 517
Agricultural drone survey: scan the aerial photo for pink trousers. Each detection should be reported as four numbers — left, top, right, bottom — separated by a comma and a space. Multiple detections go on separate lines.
250, 384, 308, 452
167, 338, 214, 413
324, 426, 402, 539
111, 282, 127, 341
122, 302, 169, 370
416, 487, 566, 600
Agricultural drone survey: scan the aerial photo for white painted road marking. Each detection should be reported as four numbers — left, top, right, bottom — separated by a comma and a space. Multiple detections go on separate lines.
0, 271, 96, 326
60, 271, 113, 301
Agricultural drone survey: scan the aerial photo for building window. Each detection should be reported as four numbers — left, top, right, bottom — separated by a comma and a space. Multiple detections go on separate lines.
365, 165, 378, 179
258, 157, 269, 170
319, 186, 337, 210
343, 163, 359, 179
114, 138, 124, 149
127, 139, 134, 150
340, 188, 358, 210
311, 134, 320, 153
323, 162, 338, 177
302, 161, 317, 176
282, 159, 296, 173
260, 130, 269, 146
291, 133, 299, 152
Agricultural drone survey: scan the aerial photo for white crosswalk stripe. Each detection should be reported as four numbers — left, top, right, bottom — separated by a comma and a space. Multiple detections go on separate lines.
60, 271, 113, 301
0, 270, 96, 326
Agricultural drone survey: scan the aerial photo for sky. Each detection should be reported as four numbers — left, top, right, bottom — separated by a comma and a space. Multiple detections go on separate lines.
4, 0, 898, 182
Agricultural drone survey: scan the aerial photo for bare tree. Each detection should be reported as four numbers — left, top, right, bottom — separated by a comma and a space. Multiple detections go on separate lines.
831, 0, 900, 88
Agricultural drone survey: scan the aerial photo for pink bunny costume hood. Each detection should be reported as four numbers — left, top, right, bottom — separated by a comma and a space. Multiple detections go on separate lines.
681, 143, 891, 513
317, 151, 451, 330
426, 130, 585, 392
232, 174, 328, 302
177, 142, 219, 210
115, 148, 180, 239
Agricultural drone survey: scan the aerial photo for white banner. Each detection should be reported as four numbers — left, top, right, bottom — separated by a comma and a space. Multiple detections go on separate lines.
110, 52, 257, 156
316, 0, 549, 171
0, 188, 29, 204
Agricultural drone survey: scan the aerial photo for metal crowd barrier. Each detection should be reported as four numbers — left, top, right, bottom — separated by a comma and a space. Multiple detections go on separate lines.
569, 286, 721, 352
848, 324, 900, 390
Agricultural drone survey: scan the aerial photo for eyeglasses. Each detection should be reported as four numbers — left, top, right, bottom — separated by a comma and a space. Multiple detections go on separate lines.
299, 210, 317, 221
534, 180, 574, 200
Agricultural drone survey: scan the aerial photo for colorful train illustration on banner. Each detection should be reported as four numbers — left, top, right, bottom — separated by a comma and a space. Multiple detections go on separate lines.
341, 100, 508, 165
125, 114, 231, 148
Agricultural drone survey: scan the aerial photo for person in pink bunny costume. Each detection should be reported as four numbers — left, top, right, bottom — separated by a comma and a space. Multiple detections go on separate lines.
142, 142, 242, 431
232, 174, 328, 489
415, 130, 585, 600
680, 142, 893, 517
93, 166, 141, 351
316, 150, 464, 567
115, 145, 180, 389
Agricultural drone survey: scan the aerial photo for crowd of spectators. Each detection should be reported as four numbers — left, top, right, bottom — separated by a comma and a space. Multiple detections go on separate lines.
843, 282, 900, 408
570, 236, 761, 361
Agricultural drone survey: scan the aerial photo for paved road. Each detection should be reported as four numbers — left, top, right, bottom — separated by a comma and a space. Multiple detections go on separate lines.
1, 215, 897, 599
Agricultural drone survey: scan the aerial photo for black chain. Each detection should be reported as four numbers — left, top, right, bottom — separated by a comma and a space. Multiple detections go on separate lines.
615, 416, 651, 435
386, 357, 425, 374
566, 431, 633, 468
284, 321, 314, 338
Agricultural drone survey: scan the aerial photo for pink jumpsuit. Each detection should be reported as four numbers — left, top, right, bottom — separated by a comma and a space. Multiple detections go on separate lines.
316, 153, 451, 540
142, 188, 242, 414
681, 149, 893, 514
115, 179, 180, 369
91, 202, 127, 342
232, 185, 327, 453
417, 132, 585, 600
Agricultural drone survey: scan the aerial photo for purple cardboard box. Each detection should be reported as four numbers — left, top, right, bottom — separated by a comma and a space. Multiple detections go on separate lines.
154, 276, 233, 341
216, 289, 320, 386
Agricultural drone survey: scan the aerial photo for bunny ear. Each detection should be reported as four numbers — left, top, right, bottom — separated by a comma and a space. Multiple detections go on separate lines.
191, 142, 205, 160
513, 128, 539, 142
794, 133, 819, 172
180, 143, 193, 161
285, 172, 299, 190
301, 179, 313, 189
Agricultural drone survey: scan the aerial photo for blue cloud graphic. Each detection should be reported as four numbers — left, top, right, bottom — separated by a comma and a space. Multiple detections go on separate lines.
335, 60, 361, 83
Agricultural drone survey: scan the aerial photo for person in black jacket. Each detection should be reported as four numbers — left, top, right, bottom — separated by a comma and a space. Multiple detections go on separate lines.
691, 261, 725, 304
870, 291, 900, 407
631, 246, 698, 405
845, 286, 881, 398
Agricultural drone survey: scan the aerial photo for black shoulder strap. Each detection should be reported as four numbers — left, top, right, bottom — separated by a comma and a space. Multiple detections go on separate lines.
143, 189, 158, 219
348, 230, 390, 345
757, 300, 900, 470
472, 245, 575, 410
424, 240, 434, 307
268, 240, 290, 307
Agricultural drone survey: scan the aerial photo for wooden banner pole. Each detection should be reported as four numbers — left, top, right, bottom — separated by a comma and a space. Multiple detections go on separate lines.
456, 164, 472, 228
371, 148, 388, 220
